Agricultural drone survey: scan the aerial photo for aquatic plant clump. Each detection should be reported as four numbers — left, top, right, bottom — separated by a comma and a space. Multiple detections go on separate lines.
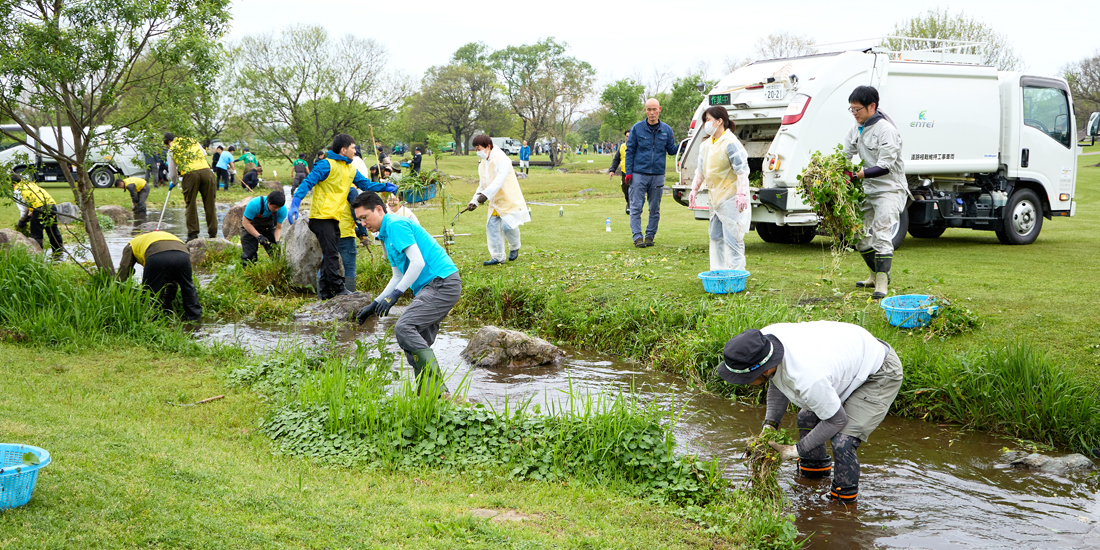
797, 145, 865, 249
744, 426, 796, 503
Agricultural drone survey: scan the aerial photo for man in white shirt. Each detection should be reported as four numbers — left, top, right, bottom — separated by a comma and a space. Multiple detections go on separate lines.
716, 321, 903, 504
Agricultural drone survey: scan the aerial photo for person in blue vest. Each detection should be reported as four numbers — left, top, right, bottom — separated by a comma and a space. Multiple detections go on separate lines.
290, 133, 396, 299
519, 140, 531, 174
241, 190, 287, 265
353, 191, 460, 396
625, 98, 679, 248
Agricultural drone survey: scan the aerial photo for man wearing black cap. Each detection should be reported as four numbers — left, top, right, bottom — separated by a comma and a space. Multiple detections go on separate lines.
716, 321, 903, 504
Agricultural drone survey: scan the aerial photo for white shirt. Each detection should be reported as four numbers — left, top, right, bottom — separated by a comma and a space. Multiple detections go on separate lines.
389, 204, 419, 225
763, 321, 886, 420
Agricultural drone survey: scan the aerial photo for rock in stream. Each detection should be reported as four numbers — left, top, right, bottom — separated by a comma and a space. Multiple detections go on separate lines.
461, 325, 564, 368
1004, 451, 1096, 474
295, 292, 375, 323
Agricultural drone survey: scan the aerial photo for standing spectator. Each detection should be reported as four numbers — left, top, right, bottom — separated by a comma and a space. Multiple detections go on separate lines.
625, 98, 678, 248
608, 129, 631, 214
214, 145, 235, 190
211, 146, 223, 179
144, 150, 163, 187
468, 134, 529, 266
115, 176, 150, 217
519, 140, 531, 174
292, 153, 309, 195
411, 147, 423, 174
239, 147, 259, 173
165, 132, 218, 241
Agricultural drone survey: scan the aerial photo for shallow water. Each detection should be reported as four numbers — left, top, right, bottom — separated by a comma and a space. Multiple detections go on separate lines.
195, 315, 1100, 550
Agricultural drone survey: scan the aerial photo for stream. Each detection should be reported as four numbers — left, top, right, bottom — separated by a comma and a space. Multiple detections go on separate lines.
104, 204, 1099, 550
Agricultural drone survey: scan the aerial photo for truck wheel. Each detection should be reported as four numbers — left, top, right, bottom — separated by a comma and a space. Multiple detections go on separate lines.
90, 167, 115, 189
755, 222, 783, 243
908, 225, 946, 239
755, 223, 815, 244
890, 209, 908, 251
995, 188, 1043, 245
785, 225, 816, 245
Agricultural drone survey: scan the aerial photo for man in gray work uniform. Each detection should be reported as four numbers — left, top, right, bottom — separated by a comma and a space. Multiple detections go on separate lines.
842, 85, 909, 299
716, 321, 903, 504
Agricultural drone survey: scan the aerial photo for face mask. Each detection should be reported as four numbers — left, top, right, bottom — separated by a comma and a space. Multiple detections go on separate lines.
700, 121, 714, 137
477, 150, 488, 160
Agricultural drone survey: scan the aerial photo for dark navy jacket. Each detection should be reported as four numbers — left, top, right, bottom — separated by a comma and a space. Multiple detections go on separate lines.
625, 120, 678, 175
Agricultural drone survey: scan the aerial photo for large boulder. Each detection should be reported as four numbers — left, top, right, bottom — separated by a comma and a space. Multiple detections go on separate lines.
221, 197, 252, 240
461, 326, 565, 368
263, 180, 282, 192
284, 216, 339, 289
294, 292, 375, 323
1008, 452, 1095, 474
186, 237, 239, 267
55, 202, 81, 223
0, 229, 42, 253
136, 221, 172, 232
96, 204, 130, 224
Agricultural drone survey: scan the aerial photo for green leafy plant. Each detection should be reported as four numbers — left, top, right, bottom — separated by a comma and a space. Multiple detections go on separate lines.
797, 145, 865, 250
744, 426, 796, 503
919, 294, 983, 340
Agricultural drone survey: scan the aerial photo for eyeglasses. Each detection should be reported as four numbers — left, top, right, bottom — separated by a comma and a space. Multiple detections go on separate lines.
848, 106, 866, 115
355, 215, 370, 223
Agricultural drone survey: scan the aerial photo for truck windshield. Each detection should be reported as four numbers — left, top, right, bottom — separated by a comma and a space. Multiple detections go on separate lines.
1022, 86, 1071, 148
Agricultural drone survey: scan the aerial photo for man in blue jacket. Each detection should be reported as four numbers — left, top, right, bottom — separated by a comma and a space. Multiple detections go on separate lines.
625, 98, 679, 248
519, 140, 531, 174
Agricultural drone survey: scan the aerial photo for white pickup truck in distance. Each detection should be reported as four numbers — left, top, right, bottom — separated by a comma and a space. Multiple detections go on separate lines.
675, 47, 1079, 246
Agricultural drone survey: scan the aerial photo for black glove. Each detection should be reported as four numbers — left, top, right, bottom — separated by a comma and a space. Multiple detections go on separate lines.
375, 289, 403, 317
356, 302, 378, 324
475, 193, 488, 204
257, 234, 270, 246
17, 217, 28, 230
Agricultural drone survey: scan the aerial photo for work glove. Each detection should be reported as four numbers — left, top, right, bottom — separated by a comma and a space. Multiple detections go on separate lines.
466, 201, 478, 212
257, 234, 270, 246
16, 217, 28, 230
382, 182, 398, 194
375, 288, 404, 317
688, 189, 698, 209
289, 196, 302, 224
475, 193, 488, 204
735, 193, 749, 211
355, 302, 378, 324
624, 174, 632, 185
168, 182, 176, 191
768, 441, 799, 462
843, 170, 856, 182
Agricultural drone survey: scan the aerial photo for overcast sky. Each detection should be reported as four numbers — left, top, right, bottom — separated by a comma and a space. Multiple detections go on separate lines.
226, 0, 1095, 89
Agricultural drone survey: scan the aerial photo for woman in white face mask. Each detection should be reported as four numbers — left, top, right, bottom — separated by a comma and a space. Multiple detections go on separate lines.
689, 106, 753, 271
467, 134, 530, 266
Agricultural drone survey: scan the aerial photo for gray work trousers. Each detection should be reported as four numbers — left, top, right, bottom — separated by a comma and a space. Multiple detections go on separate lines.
629, 173, 664, 241
858, 191, 906, 256
394, 273, 462, 364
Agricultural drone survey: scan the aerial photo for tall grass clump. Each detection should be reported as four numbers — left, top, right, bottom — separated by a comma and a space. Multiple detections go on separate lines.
199, 252, 306, 321
896, 344, 1100, 454
0, 247, 199, 352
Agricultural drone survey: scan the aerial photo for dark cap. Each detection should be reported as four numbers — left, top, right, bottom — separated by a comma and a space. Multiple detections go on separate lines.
715, 329, 784, 385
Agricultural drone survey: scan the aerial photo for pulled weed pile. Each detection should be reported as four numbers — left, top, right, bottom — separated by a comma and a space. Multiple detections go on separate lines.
744, 426, 796, 503
797, 144, 865, 253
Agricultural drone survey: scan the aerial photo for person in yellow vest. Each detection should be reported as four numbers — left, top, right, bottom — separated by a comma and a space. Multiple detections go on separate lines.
608, 129, 631, 214
688, 106, 753, 271
115, 176, 150, 216
164, 132, 218, 241
12, 173, 64, 257
290, 133, 397, 299
467, 134, 529, 266
117, 231, 202, 321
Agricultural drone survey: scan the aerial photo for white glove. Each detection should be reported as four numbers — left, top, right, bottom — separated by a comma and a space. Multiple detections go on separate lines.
688, 189, 698, 209
768, 441, 799, 461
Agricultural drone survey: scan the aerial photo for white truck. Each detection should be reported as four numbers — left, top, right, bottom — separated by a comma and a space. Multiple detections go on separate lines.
1083, 112, 1099, 145
675, 47, 1079, 246
0, 125, 146, 188
491, 137, 523, 156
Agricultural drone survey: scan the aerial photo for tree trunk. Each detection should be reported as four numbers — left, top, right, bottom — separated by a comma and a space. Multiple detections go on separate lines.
72, 168, 115, 275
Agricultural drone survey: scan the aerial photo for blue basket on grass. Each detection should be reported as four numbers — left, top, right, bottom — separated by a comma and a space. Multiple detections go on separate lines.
400, 183, 437, 204
0, 444, 50, 510
880, 294, 940, 328
698, 269, 750, 294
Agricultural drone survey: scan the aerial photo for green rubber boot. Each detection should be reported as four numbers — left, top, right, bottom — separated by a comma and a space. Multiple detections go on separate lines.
410, 348, 448, 395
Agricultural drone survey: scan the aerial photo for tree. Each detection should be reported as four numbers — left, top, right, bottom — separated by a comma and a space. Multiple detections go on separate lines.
488, 38, 596, 150
881, 9, 1024, 71
1063, 51, 1100, 132
233, 25, 410, 162
656, 74, 708, 138
407, 63, 501, 155
600, 79, 644, 134
753, 32, 817, 59
0, 0, 228, 274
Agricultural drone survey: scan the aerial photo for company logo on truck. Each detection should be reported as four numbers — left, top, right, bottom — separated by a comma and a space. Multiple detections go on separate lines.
911, 110, 935, 128
911, 153, 955, 160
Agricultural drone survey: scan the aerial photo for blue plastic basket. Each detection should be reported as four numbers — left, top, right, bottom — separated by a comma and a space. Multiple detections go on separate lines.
400, 183, 437, 204
0, 444, 50, 510
880, 294, 940, 328
698, 270, 750, 294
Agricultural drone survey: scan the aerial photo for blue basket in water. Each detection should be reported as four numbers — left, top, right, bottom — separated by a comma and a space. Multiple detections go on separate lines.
880, 294, 940, 328
400, 183, 437, 204
698, 270, 750, 294
0, 444, 50, 510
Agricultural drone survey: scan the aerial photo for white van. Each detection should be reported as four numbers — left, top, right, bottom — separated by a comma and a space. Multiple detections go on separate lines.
491, 137, 522, 156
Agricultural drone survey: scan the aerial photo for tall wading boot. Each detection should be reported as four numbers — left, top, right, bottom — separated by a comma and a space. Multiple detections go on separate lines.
873, 254, 892, 300
410, 348, 449, 396
855, 249, 876, 288
796, 410, 833, 479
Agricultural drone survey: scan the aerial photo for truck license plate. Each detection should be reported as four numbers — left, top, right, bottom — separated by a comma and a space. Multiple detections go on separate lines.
763, 83, 785, 100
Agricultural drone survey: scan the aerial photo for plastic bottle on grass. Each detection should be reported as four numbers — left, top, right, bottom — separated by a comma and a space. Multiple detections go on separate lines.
606, 217, 611, 232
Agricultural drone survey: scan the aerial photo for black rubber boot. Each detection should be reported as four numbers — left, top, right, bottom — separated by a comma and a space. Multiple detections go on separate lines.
797, 410, 833, 479
873, 254, 893, 300
855, 249, 876, 288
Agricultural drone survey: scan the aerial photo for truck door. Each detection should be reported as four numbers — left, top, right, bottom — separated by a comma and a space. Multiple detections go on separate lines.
1018, 77, 1075, 213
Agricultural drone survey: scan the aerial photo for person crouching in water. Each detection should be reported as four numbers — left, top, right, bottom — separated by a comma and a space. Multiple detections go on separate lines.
352, 191, 460, 396
715, 321, 903, 504
689, 106, 752, 271
468, 134, 528, 266
118, 231, 202, 321
115, 176, 150, 217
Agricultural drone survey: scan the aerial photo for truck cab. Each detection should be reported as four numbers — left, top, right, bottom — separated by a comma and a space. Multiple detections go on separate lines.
0, 125, 145, 188
675, 47, 1078, 246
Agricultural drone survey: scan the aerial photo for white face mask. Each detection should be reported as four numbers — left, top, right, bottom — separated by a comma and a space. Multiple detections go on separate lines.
700, 121, 715, 137
476, 150, 488, 160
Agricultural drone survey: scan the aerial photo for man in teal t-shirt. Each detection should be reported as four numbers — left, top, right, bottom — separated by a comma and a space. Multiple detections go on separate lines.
352, 191, 460, 395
